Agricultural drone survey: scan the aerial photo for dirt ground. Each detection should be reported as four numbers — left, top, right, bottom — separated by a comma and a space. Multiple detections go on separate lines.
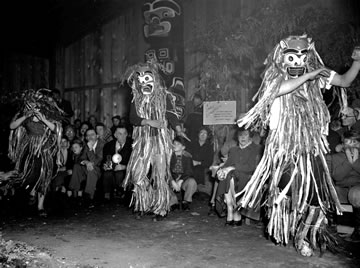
1, 192, 359, 268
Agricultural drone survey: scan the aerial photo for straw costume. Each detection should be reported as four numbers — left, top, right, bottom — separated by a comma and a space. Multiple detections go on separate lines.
237, 35, 343, 255
123, 60, 182, 217
8, 89, 63, 197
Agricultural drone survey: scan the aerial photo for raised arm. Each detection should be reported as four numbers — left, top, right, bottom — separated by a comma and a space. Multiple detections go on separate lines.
330, 61, 360, 88
277, 68, 329, 97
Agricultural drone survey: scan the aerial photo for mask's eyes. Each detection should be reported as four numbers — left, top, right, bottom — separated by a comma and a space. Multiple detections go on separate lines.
285, 53, 297, 62
302, 55, 307, 63
143, 74, 152, 81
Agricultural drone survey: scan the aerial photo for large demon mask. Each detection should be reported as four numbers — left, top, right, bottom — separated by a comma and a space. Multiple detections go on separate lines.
125, 60, 166, 99
135, 66, 156, 95
278, 35, 313, 78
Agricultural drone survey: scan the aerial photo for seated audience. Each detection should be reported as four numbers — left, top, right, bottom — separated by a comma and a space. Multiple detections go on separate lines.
96, 122, 113, 143
68, 128, 105, 207
51, 136, 74, 193
102, 125, 132, 201
341, 106, 360, 132
187, 127, 214, 194
208, 139, 237, 216
169, 136, 197, 211
66, 139, 84, 198
73, 118, 82, 137
216, 127, 262, 226
327, 130, 360, 242
88, 115, 98, 129
79, 121, 90, 141
64, 124, 78, 144
110, 115, 121, 135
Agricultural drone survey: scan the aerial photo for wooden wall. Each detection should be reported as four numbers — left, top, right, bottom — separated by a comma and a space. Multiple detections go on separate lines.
56, 0, 359, 124
0, 52, 49, 94
56, 0, 263, 125
56, 2, 147, 126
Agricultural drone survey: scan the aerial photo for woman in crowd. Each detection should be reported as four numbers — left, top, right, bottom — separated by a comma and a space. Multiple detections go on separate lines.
216, 127, 262, 226
187, 127, 214, 194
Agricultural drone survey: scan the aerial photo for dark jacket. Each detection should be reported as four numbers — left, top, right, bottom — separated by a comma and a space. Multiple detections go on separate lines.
187, 140, 214, 169
80, 139, 106, 168
224, 143, 262, 177
102, 137, 132, 168
170, 151, 194, 180
327, 152, 360, 188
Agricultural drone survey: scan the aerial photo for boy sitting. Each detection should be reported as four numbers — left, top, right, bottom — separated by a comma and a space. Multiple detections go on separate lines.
169, 136, 196, 211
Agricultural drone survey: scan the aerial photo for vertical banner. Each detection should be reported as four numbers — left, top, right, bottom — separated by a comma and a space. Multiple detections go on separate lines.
142, 0, 185, 118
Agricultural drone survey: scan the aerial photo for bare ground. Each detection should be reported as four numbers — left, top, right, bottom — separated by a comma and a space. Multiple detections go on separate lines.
1, 192, 359, 268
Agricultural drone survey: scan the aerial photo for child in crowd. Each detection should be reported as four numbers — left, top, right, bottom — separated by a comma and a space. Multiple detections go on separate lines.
66, 139, 84, 199
51, 136, 74, 193
169, 136, 197, 211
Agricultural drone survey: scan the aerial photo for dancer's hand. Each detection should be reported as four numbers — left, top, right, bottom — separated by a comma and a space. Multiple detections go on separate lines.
34, 111, 47, 122
146, 119, 163, 129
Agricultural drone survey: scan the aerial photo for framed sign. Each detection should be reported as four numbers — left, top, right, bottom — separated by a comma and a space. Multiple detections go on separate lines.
203, 101, 237, 125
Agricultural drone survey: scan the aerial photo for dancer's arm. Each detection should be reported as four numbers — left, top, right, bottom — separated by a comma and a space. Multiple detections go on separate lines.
277, 68, 328, 97
331, 61, 360, 87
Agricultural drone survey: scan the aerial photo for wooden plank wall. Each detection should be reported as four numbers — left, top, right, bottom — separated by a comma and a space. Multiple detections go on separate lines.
60, 0, 342, 123
57, 0, 264, 126
0, 52, 49, 94
56, 2, 147, 127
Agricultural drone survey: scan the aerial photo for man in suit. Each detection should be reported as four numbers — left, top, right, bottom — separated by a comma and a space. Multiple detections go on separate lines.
102, 125, 132, 201
68, 128, 105, 206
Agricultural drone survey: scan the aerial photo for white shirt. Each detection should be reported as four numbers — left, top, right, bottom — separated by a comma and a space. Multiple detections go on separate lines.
91, 140, 98, 151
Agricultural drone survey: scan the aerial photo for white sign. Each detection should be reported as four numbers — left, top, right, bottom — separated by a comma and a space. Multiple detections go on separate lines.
203, 101, 237, 125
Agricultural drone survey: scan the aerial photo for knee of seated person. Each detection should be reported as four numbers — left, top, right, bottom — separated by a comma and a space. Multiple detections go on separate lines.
348, 185, 360, 208
188, 177, 197, 187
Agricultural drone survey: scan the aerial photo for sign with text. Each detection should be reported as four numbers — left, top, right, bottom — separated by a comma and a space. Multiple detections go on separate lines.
203, 101, 237, 125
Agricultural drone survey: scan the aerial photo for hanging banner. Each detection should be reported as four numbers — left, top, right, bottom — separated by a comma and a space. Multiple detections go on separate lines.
142, 0, 185, 118
203, 101, 237, 125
